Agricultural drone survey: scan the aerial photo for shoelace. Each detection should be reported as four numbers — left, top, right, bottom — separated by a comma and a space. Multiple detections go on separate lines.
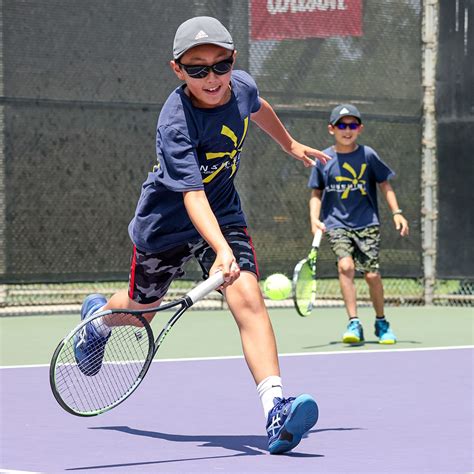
271, 397, 295, 415
348, 320, 360, 331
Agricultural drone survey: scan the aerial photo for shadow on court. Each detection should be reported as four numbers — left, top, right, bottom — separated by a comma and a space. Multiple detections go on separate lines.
64, 425, 362, 470
302, 339, 421, 349
93, 425, 268, 455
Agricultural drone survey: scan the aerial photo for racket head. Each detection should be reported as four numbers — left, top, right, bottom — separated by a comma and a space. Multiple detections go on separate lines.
49, 311, 154, 416
292, 258, 315, 317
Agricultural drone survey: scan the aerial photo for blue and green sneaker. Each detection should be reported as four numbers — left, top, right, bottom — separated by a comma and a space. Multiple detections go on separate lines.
375, 319, 397, 344
342, 319, 364, 344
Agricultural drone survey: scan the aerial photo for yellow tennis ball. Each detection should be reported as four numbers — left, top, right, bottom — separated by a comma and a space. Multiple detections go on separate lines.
264, 273, 292, 300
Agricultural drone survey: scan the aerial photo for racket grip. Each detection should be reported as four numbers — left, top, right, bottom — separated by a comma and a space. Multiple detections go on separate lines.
312, 229, 323, 248
186, 271, 225, 304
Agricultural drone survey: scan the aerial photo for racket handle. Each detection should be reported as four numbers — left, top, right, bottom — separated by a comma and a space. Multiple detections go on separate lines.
312, 229, 323, 248
186, 271, 225, 304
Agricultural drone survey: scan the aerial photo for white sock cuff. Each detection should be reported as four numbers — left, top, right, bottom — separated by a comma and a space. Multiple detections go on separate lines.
256, 375, 282, 397
257, 375, 283, 419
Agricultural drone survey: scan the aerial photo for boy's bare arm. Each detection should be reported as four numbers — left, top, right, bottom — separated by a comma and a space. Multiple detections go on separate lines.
379, 181, 409, 236
309, 189, 326, 234
183, 190, 240, 284
251, 98, 331, 166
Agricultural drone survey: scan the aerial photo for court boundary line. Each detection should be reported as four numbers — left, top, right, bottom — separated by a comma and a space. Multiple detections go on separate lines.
1, 344, 472, 370
0, 470, 42, 473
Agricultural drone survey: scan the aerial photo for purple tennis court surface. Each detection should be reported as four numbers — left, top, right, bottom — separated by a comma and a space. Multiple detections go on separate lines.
1, 348, 472, 473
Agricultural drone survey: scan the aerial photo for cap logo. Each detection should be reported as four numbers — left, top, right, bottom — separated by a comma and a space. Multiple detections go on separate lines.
339, 107, 350, 114
194, 30, 209, 40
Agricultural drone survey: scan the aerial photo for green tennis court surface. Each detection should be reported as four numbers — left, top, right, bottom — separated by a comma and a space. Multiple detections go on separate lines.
1, 306, 472, 367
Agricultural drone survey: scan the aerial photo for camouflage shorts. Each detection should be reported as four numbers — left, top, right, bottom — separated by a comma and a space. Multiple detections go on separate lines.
326, 226, 381, 274
128, 226, 259, 304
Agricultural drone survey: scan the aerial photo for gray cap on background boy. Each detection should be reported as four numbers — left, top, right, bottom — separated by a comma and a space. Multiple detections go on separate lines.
329, 104, 362, 125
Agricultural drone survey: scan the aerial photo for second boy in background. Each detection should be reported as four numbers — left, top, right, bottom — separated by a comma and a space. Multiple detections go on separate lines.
309, 104, 409, 344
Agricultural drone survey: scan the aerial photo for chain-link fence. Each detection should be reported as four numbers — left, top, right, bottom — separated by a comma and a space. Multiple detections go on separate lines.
0, 0, 472, 311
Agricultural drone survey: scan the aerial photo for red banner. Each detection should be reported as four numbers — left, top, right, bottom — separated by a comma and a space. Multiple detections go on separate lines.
250, 0, 363, 40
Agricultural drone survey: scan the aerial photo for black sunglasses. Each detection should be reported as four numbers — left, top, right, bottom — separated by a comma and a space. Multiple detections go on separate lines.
335, 122, 361, 130
178, 56, 234, 79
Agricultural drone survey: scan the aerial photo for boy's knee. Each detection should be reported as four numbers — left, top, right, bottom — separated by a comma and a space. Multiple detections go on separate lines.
364, 271, 381, 283
338, 257, 355, 275
238, 294, 265, 314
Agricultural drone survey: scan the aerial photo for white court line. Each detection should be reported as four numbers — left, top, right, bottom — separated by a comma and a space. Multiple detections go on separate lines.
0, 469, 42, 473
0, 345, 472, 370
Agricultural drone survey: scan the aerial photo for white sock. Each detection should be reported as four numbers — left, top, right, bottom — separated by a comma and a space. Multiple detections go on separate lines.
91, 312, 111, 337
257, 375, 283, 419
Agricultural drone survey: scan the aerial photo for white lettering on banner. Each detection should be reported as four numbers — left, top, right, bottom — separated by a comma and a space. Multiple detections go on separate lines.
267, 0, 347, 15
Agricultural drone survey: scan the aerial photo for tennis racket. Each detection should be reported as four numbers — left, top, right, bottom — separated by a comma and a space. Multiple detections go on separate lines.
292, 229, 323, 317
50, 271, 224, 417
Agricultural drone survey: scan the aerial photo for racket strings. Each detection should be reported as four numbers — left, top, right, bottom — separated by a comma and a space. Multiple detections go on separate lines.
54, 324, 153, 414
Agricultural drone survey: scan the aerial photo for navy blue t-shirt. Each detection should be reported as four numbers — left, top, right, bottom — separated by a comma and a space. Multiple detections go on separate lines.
308, 145, 395, 230
129, 70, 262, 252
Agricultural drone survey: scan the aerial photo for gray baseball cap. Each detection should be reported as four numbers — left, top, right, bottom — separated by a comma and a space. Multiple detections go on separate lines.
173, 16, 234, 60
329, 104, 362, 125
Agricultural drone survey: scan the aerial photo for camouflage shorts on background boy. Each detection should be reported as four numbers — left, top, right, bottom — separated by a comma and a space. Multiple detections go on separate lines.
326, 226, 380, 274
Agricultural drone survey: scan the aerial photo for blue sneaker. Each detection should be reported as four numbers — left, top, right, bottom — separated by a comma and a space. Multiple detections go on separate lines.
74, 294, 109, 376
342, 319, 364, 344
375, 319, 397, 344
266, 394, 319, 454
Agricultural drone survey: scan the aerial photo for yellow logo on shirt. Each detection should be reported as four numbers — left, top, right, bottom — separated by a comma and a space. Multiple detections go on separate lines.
202, 117, 249, 184
335, 162, 367, 199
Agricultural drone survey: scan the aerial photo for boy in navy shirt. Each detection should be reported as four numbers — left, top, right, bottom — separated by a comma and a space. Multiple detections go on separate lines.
74, 17, 330, 454
309, 104, 409, 344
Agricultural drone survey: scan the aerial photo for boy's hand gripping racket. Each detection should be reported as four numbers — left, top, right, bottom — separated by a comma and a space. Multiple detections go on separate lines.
49, 272, 224, 417
292, 229, 323, 317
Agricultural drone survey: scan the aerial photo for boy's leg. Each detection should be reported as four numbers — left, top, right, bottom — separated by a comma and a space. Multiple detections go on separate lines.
337, 256, 358, 318
224, 272, 318, 454
355, 226, 384, 318
338, 260, 364, 343
195, 227, 318, 454
194, 227, 280, 383
223, 271, 280, 384
326, 229, 358, 318
224, 271, 318, 453
356, 227, 396, 344
194, 227, 279, 383
100, 290, 161, 326
365, 272, 396, 344
364, 271, 384, 317
326, 229, 364, 343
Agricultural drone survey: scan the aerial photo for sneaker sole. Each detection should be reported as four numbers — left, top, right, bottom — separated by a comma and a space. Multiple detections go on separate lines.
268, 395, 319, 455
379, 339, 396, 344
342, 334, 364, 344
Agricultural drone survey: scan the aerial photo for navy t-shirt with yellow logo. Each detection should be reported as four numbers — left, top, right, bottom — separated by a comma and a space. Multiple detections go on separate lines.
308, 145, 395, 230
129, 70, 261, 252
